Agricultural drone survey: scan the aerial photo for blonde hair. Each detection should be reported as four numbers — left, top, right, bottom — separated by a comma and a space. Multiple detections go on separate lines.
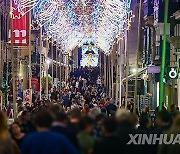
0, 111, 9, 139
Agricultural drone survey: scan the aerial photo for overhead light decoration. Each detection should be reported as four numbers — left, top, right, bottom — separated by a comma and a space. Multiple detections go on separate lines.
12, 0, 134, 54
11, 0, 37, 19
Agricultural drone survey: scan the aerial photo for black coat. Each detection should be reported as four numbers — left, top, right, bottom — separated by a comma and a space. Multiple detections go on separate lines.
51, 125, 79, 151
116, 121, 152, 154
94, 135, 122, 154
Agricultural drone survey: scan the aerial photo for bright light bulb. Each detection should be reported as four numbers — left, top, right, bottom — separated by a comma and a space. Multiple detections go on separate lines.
46, 59, 51, 64
132, 68, 137, 74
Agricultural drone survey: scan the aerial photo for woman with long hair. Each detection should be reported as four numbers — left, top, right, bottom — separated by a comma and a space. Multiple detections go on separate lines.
0, 111, 14, 154
10, 122, 25, 148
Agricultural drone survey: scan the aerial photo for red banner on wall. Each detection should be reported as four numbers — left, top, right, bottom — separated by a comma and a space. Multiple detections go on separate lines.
29, 78, 39, 91
8, 0, 29, 46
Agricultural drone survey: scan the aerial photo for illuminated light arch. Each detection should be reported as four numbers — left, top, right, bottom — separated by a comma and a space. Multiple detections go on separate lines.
12, 0, 134, 54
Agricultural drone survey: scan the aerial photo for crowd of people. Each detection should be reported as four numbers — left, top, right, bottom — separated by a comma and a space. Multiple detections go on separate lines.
1, 67, 180, 154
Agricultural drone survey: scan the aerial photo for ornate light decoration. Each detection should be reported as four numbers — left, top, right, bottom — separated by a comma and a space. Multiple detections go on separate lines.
13, 0, 134, 54
11, 0, 37, 19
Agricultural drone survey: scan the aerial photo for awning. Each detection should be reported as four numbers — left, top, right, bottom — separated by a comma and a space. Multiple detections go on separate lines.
122, 67, 147, 82
167, 36, 180, 49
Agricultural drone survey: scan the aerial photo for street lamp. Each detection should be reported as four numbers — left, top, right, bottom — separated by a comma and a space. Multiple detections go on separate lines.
46, 59, 51, 65
131, 68, 138, 74
19, 73, 23, 78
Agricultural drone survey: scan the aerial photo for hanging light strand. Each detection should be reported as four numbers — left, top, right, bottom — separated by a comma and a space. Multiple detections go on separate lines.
13, 0, 134, 53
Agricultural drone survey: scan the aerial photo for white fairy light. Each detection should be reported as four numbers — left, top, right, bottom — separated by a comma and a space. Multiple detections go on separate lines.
17, 0, 134, 53
12, 0, 37, 19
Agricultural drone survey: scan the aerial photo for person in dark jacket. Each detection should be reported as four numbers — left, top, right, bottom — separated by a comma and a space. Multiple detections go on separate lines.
10, 122, 25, 148
94, 117, 121, 154
21, 109, 78, 154
154, 110, 171, 133
148, 110, 171, 154
138, 115, 151, 131
50, 87, 59, 101
20, 111, 35, 133
115, 109, 150, 154
158, 114, 180, 154
51, 111, 79, 150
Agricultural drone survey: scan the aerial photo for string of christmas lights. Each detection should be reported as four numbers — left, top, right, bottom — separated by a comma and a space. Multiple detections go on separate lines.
12, 0, 134, 54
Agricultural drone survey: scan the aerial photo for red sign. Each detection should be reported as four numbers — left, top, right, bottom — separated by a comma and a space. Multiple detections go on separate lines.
31, 78, 39, 91
8, 0, 29, 46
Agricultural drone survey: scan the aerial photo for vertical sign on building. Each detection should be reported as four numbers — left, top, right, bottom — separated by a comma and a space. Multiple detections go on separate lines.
8, 0, 29, 46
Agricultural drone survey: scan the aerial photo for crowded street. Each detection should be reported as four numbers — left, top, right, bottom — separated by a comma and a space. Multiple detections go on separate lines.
1, 66, 180, 154
0, 0, 180, 154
